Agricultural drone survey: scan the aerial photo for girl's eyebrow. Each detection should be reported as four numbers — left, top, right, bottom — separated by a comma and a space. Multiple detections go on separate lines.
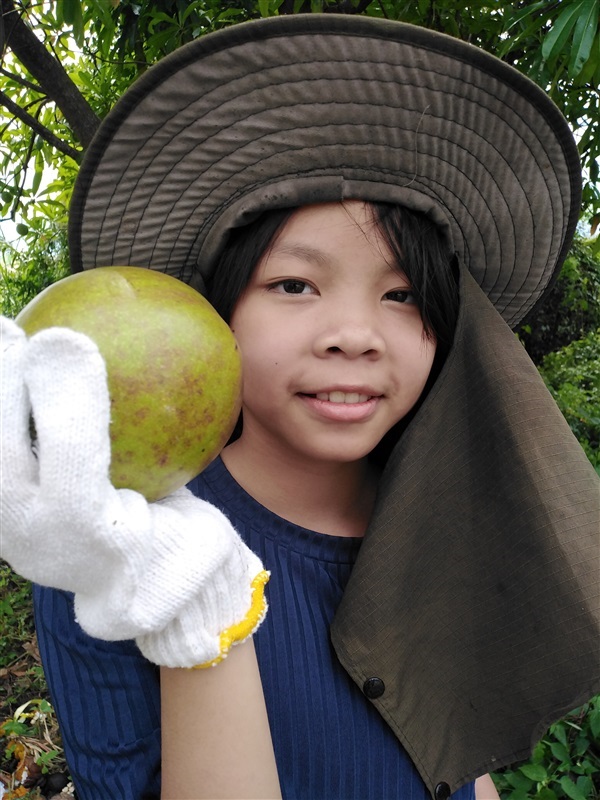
268, 239, 408, 283
269, 242, 330, 267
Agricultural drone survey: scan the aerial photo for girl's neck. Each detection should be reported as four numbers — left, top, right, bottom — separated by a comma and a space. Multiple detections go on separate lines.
221, 439, 379, 537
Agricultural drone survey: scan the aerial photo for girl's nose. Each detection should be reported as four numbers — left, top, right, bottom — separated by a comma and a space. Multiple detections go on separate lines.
313, 311, 386, 359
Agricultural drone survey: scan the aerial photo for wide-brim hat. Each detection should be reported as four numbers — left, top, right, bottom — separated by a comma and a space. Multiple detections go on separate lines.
68, 13, 581, 329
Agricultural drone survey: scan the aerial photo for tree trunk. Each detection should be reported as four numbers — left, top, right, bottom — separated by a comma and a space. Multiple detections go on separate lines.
1, 0, 101, 148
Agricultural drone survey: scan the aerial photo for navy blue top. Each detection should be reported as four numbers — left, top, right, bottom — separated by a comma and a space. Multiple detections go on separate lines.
34, 457, 475, 800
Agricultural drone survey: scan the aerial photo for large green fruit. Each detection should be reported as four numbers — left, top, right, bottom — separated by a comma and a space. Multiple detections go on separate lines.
17, 267, 242, 501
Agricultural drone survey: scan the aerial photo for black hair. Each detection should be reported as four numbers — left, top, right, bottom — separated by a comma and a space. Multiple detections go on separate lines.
206, 201, 459, 459
207, 201, 458, 355
370, 202, 459, 354
207, 207, 295, 324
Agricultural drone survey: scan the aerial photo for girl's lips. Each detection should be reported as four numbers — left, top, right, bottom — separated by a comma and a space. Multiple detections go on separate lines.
298, 392, 381, 422
315, 390, 371, 403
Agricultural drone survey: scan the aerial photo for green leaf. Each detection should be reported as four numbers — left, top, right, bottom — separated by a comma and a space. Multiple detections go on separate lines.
507, 770, 535, 791
535, 789, 558, 800
519, 763, 548, 781
258, 0, 271, 16
542, 1, 584, 63
31, 169, 43, 195
504, 0, 548, 32
573, 732, 591, 757
1, 720, 29, 736
531, 741, 547, 763
549, 741, 570, 762
549, 722, 569, 747
147, 11, 179, 33
180, 2, 200, 24
60, 0, 84, 45
589, 705, 600, 738
0, 597, 13, 615
569, 0, 599, 77
506, 789, 531, 800
559, 776, 588, 800
575, 776, 594, 797
36, 747, 61, 773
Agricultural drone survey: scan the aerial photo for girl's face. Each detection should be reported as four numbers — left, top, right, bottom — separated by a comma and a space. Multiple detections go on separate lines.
229, 201, 436, 468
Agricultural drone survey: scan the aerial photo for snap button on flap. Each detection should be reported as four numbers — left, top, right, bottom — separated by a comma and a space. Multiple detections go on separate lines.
362, 676, 385, 699
434, 782, 451, 800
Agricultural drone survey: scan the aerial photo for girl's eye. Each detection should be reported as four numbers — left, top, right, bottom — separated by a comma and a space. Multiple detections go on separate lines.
384, 289, 416, 304
270, 279, 313, 295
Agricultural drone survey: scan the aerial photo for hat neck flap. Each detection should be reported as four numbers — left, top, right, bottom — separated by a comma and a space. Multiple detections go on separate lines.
331, 263, 600, 795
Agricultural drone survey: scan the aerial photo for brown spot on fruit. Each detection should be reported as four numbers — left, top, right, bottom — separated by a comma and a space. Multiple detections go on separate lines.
16, 267, 242, 500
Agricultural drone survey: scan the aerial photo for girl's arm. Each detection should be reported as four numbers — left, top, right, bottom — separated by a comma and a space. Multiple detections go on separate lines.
475, 774, 501, 800
160, 637, 282, 800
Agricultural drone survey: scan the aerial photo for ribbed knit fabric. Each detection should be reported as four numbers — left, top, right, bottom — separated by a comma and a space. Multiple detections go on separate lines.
33, 457, 475, 799
33, 586, 162, 799
195, 459, 475, 800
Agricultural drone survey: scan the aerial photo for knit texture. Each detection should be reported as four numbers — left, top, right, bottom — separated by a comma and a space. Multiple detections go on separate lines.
33, 458, 476, 799
1, 318, 267, 668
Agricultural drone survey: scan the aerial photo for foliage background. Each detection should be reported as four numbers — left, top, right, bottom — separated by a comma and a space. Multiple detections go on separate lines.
1, 0, 599, 797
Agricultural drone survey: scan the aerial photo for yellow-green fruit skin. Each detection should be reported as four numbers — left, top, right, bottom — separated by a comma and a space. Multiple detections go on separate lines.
17, 267, 242, 502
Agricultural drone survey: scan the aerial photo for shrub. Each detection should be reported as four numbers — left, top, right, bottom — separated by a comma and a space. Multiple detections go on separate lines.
537, 328, 600, 473
0, 223, 69, 319
493, 698, 600, 800
518, 238, 600, 365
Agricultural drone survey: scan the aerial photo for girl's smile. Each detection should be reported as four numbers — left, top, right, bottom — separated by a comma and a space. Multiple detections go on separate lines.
297, 390, 382, 422
226, 200, 436, 471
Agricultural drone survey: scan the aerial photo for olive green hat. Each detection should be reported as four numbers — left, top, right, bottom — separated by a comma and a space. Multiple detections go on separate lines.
68, 14, 581, 328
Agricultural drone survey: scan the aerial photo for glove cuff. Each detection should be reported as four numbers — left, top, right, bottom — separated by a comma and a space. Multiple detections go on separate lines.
194, 568, 270, 669
135, 567, 270, 668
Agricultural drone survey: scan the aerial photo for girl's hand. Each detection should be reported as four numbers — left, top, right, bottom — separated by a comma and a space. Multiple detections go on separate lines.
0, 317, 268, 668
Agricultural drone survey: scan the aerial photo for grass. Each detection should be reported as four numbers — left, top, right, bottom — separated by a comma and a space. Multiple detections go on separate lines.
0, 563, 71, 799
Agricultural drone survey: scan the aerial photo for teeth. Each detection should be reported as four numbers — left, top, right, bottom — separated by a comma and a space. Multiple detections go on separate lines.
315, 392, 371, 403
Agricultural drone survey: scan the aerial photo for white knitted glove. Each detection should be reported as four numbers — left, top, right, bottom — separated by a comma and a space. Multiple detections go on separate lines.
0, 316, 268, 668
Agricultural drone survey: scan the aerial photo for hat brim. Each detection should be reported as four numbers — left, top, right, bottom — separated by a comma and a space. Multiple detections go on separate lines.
69, 14, 581, 328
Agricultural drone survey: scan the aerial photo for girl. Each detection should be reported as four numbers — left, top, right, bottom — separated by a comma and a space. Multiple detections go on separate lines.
2, 14, 599, 800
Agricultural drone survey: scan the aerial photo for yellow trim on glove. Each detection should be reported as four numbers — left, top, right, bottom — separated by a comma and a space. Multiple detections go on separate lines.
192, 570, 270, 669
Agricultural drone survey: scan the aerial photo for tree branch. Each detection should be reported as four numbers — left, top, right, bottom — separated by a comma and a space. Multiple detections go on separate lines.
0, 64, 42, 93
0, 89, 83, 162
1, 0, 101, 148
11, 128, 36, 215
